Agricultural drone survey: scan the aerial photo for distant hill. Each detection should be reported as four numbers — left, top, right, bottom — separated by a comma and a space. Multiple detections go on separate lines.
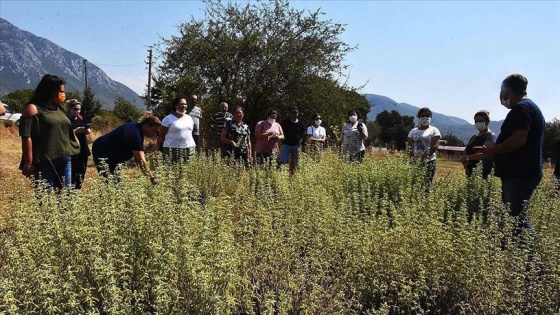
364, 93, 503, 142
0, 18, 144, 110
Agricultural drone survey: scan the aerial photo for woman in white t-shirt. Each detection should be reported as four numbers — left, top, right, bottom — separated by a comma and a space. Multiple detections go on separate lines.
340, 108, 368, 162
407, 107, 441, 190
305, 113, 326, 155
157, 97, 196, 163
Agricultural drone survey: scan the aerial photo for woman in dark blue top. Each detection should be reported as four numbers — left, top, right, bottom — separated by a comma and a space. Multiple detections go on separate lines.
92, 113, 161, 184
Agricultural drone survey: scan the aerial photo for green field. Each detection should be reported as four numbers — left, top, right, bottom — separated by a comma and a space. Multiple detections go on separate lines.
1, 151, 559, 314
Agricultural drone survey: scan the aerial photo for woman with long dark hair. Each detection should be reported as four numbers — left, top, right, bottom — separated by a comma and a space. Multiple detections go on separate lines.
19, 74, 81, 189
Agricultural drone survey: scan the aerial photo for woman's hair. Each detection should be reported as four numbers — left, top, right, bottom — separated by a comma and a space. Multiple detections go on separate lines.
139, 112, 162, 127
474, 110, 490, 123
312, 113, 321, 120
66, 99, 81, 110
29, 74, 65, 107
266, 109, 277, 118
417, 107, 432, 118
347, 108, 361, 119
172, 96, 186, 108
234, 106, 245, 114
164, 96, 186, 115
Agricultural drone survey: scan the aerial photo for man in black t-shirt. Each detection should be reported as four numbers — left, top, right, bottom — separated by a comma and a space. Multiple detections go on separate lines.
467, 74, 545, 231
279, 107, 306, 174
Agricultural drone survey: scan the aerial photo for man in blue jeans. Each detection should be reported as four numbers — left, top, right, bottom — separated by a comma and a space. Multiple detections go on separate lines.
467, 74, 545, 232
279, 107, 306, 174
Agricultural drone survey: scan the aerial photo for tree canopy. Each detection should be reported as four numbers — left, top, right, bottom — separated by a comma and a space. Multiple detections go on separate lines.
375, 110, 415, 150
155, 0, 368, 131
81, 87, 103, 121
113, 97, 143, 122
441, 132, 465, 147
543, 118, 560, 162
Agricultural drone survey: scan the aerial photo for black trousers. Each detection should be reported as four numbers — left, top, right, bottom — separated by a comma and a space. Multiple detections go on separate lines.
71, 155, 88, 189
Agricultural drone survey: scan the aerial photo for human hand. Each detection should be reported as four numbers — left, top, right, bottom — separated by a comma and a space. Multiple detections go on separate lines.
75, 126, 91, 134
473, 145, 485, 153
22, 162, 34, 177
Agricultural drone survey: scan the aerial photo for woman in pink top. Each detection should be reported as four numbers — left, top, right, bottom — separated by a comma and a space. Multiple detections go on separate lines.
254, 109, 284, 167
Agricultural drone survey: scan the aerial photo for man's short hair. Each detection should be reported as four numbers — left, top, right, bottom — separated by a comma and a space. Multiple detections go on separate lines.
502, 74, 528, 96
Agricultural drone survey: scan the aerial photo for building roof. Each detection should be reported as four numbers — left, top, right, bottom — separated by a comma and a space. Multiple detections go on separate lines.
437, 146, 466, 152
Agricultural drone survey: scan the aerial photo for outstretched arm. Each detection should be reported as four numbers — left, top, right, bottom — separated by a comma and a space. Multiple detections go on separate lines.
132, 150, 156, 184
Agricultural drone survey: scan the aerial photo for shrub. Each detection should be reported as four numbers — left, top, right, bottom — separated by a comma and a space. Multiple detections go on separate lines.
0, 153, 559, 314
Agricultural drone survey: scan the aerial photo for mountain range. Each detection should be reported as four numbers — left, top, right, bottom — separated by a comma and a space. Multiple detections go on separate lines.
364, 94, 503, 142
0, 18, 144, 110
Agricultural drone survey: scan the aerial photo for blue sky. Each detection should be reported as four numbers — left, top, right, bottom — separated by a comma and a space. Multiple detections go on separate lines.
1, 1, 558, 122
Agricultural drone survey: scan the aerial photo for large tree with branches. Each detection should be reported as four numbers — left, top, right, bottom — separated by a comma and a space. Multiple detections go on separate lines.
155, 0, 368, 131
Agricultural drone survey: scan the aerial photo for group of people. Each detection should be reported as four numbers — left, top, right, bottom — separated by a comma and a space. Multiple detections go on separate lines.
15, 73, 555, 232
406, 74, 548, 231
158, 97, 329, 175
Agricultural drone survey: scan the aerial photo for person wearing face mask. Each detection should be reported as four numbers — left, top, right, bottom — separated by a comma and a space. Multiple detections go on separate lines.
306, 113, 327, 155
340, 108, 368, 162
407, 107, 441, 189
255, 109, 284, 166
18, 74, 81, 190
221, 106, 252, 167
66, 99, 91, 189
468, 74, 545, 231
157, 96, 196, 163
461, 110, 497, 179
279, 107, 306, 174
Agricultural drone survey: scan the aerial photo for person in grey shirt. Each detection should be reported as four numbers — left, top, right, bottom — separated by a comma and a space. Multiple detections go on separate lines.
186, 94, 202, 149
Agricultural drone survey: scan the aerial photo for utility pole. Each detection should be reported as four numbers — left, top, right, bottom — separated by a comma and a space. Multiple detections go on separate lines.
146, 48, 153, 111
83, 59, 88, 91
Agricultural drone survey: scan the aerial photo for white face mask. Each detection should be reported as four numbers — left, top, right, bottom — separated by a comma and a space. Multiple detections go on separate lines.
268, 118, 275, 125
419, 117, 431, 126
348, 115, 357, 123
475, 122, 487, 131
176, 109, 186, 114
500, 98, 512, 109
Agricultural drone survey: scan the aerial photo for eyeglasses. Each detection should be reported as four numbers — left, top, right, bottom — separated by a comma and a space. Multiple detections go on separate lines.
315, 118, 321, 120
178, 102, 187, 105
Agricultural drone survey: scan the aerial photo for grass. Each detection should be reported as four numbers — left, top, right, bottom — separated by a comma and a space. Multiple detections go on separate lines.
1, 123, 559, 314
